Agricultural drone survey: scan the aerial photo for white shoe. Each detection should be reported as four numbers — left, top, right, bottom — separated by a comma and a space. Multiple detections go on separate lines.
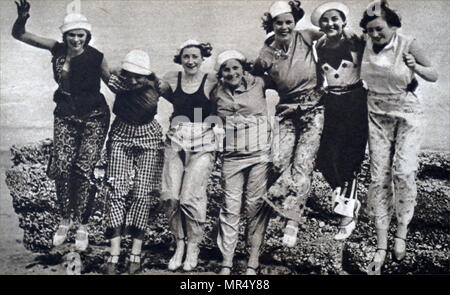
334, 200, 361, 241
168, 254, 183, 271
282, 221, 298, 248
245, 266, 258, 275
219, 266, 232, 275
75, 227, 89, 251
334, 220, 356, 240
53, 222, 72, 246
168, 240, 185, 271
183, 243, 200, 271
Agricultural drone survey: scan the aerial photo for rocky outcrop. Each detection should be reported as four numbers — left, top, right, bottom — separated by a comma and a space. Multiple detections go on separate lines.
5, 139, 449, 274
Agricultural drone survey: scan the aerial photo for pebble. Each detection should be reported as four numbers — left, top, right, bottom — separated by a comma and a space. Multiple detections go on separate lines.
319, 221, 325, 228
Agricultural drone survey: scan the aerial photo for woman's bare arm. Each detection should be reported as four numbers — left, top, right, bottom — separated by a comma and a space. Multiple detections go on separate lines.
405, 39, 438, 82
100, 58, 111, 84
11, 0, 57, 51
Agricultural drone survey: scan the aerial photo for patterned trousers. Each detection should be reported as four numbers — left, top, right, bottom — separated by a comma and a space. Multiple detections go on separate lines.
366, 91, 423, 229
105, 118, 164, 240
263, 89, 325, 223
47, 108, 110, 224
217, 152, 272, 266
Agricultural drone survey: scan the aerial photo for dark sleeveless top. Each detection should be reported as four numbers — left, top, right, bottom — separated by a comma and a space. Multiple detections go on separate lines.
170, 72, 213, 123
113, 84, 160, 125
51, 42, 108, 118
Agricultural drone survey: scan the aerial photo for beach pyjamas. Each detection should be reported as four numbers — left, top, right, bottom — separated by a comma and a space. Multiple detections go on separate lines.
105, 118, 164, 239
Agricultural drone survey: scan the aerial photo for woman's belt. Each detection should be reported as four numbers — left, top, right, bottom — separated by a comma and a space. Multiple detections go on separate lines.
326, 80, 364, 94
276, 88, 324, 118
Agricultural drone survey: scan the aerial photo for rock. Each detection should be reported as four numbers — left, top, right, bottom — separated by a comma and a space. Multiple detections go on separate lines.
4, 139, 450, 274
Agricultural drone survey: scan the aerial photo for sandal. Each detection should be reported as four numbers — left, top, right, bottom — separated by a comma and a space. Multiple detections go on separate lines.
393, 235, 407, 262
245, 266, 259, 275
168, 240, 185, 271
128, 254, 142, 275
53, 221, 72, 246
219, 265, 232, 275
105, 255, 119, 275
75, 227, 89, 251
334, 219, 356, 241
334, 200, 361, 241
367, 248, 387, 275
282, 220, 298, 248
183, 242, 200, 271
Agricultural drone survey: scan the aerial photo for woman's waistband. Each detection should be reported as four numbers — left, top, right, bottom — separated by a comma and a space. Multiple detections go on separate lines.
111, 117, 163, 143
279, 87, 323, 102
325, 80, 365, 94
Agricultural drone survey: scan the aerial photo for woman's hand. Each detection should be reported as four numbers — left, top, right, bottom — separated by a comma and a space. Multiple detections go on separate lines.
12, 0, 57, 50
403, 53, 416, 69
93, 167, 106, 181
15, 0, 30, 20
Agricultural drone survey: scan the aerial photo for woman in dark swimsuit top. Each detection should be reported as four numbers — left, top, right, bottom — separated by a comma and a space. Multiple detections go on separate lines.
160, 40, 218, 272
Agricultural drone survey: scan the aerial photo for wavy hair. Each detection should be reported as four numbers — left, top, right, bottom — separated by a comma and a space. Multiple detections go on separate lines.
359, 0, 402, 32
261, 1, 305, 34
173, 43, 213, 64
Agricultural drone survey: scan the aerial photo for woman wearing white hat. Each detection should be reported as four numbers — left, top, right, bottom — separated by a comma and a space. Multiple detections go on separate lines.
160, 40, 218, 271
12, 0, 112, 251
359, 1, 437, 272
311, 2, 368, 241
211, 50, 274, 275
103, 50, 172, 275
253, 1, 326, 248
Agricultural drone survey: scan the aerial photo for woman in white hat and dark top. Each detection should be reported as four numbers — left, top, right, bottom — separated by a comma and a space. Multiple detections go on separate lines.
358, 1, 437, 272
103, 50, 171, 275
311, 2, 368, 241
12, 0, 111, 251
211, 50, 275, 275
160, 40, 218, 271
253, 1, 327, 248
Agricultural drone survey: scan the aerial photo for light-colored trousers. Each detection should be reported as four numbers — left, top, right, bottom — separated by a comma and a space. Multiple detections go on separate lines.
217, 153, 272, 266
161, 146, 215, 243
366, 91, 423, 229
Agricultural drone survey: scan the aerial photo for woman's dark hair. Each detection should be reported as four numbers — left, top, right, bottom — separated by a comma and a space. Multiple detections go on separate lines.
173, 43, 213, 64
120, 69, 156, 81
62, 29, 92, 48
318, 9, 347, 31
359, 1, 401, 32
262, 1, 305, 34
335, 10, 347, 23
217, 59, 253, 80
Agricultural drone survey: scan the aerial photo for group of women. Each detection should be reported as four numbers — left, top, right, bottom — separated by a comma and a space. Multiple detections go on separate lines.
12, 0, 438, 275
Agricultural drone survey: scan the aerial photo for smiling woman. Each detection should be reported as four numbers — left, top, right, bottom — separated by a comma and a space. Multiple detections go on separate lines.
160, 40, 218, 272
311, 2, 368, 243
211, 50, 275, 275
253, 1, 326, 249
359, 0, 438, 273
11, 0, 111, 252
